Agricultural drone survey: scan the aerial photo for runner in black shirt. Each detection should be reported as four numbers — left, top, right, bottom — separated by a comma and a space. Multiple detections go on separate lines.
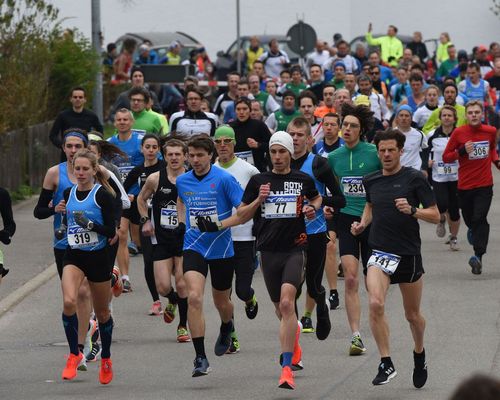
352, 129, 439, 388
237, 131, 322, 390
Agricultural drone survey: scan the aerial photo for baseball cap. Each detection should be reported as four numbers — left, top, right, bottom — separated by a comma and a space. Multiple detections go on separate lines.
269, 131, 294, 155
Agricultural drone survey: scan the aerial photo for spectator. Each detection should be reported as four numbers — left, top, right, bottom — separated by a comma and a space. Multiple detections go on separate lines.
436, 45, 458, 81
162, 41, 182, 65
135, 43, 157, 65
306, 40, 330, 73
436, 32, 453, 66
258, 38, 290, 79
113, 38, 136, 84
246, 36, 264, 73
406, 31, 429, 63
365, 23, 403, 67
474, 45, 493, 77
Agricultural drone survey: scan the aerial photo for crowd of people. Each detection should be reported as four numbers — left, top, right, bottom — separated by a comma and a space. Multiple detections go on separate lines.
0, 23, 499, 394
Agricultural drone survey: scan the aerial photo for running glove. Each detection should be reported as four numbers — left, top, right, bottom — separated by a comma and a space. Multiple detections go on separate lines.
54, 224, 67, 240
74, 212, 92, 229
195, 217, 222, 232
173, 222, 186, 236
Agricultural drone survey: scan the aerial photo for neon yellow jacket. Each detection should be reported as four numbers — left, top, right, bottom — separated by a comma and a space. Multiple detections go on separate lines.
436, 42, 452, 65
422, 104, 466, 134
365, 33, 403, 66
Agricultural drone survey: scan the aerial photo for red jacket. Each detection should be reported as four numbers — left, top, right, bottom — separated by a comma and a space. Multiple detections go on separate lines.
442, 124, 499, 190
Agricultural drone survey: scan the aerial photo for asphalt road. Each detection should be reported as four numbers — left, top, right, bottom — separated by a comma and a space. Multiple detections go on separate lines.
1, 180, 500, 400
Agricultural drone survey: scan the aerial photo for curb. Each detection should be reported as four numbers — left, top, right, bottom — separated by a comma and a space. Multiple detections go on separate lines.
0, 263, 57, 318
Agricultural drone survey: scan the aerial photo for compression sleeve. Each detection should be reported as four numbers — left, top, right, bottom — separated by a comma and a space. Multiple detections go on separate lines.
92, 187, 117, 238
33, 188, 56, 219
107, 176, 124, 223
123, 165, 142, 193
312, 156, 346, 209
0, 188, 16, 239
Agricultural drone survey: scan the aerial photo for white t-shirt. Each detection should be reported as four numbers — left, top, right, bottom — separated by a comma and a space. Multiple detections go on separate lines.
413, 104, 436, 129
215, 158, 259, 241
399, 127, 428, 170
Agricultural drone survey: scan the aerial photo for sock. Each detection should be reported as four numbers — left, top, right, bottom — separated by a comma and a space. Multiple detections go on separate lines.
177, 297, 188, 327
330, 289, 338, 295
352, 331, 360, 338
282, 352, 293, 367
414, 348, 426, 367
122, 274, 129, 281
193, 337, 206, 358
78, 344, 84, 353
62, 313, 79, 356
381, 356, 393, 366
220, 320, 232, 334
100, 317, 114, 359
166, 289, 178, 304
294, 323, 300, 350
304, 311, 312, 318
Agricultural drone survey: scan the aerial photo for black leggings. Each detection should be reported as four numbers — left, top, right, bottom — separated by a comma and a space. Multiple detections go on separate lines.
233, 241, 256, 302
140, 231, 159, 302
433, 181, 460, 221
458, 186, 493, 257
304, 233, 328, 302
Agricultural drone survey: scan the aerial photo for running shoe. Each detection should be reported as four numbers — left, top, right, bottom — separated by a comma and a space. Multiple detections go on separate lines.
192, 356, 210, 377
278, 366, 295, 390
226, 331, 240, 354
372, 361, 397, 385
449, 237, 459, 251
349, 334, 367, 356
77, 355, 87, 371
111, 266, 123, 297
163, 302, 177, 323
413, 351, 428, 389
329, 289, 339, 310
337, 263, 344, 278
467, 229, 473, 246
245, 295, 258, 319
176, 327, 191, 343
214, 320, 233, 356
300, 316, 314, 333
315, 292, 331, 340
148, 300, 162, 316
83, 319, 97, 358
445, 234, 452, 245
436, 219, 446, 238
0, 265, 8, 278
86, 342, 101, 362
62, 352, 83, 380
127, 241, 139, 256
99, 358, 113, 385
122, 278, 132, 293
469, 256, 482, 275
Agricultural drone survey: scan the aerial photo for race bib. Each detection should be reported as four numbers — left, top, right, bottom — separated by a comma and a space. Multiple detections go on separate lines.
469, 141, 489, 160
437, 161, 458, 176
264, 194, 298, 219
118, 165, 133, 182
341, 176, 365, 197
367, 250, 401, 275
189, 206, 220, 230
67, 225, 98, 249
235, 150, 254, 166
160, 205, 178, 229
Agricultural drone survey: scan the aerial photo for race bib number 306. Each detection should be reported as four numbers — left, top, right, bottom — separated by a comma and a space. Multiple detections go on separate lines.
264, 194, 298, 219
469, 141, 489, 160
367, 250, 401, 275
341, 176, 365, 197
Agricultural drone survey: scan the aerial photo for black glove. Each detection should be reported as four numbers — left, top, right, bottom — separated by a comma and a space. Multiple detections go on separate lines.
74, 211, 92, 229
0, 264, 8, 278
0, 230, 11, 245
54, 224, 67, 240
173, 222, 186, 236
195, 216, 221, 232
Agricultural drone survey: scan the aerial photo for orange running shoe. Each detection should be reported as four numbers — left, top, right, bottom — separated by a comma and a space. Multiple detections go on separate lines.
278, 366, 295, 390
292, 323, 303, 370
99, 358, 113, 385
62, 352, 83, 380
111, 266, 123, 297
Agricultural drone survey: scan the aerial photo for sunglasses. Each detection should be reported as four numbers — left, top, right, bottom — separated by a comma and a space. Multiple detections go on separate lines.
214, 139, 233, 145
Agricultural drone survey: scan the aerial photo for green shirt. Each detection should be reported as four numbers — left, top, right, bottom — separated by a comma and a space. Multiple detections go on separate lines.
329, 79, 345, 90
132, 109, 163, 135
436, 59, 458, 80
285, 82, 307, 97
422, 104, 466, 134
274, 109, 302, 131
254, 91, 270, 110
328, 141, 381, 216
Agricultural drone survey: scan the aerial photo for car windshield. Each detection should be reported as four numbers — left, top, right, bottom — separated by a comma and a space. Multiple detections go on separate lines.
227, 39, 299, 60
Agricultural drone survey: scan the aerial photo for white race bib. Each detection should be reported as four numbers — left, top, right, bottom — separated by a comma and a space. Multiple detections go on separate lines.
118, 165, 133, 182
341, 176, 365, 197
189, 206, 220, 230
469, 141, 489, 160
264, 194, 298, 219
67, 225, 98, 249
160, 205, 178, 229
437, 161, 458, 176
235, 150, 254, 166
367, 250, 401, 275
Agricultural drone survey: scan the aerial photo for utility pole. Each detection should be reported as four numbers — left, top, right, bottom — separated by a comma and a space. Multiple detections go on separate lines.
91, 0, 103, 121
236, 0, 241, 74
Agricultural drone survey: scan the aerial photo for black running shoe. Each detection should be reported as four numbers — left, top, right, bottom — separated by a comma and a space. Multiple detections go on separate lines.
315, 292, 331, 340
192, 356, 210, 377
413, 351, 428, 388
372, 361, 397, 385
245, 295, 258, 320
329, 290, 339, 310
469, 256, 482, 275
214, 320, 233, 356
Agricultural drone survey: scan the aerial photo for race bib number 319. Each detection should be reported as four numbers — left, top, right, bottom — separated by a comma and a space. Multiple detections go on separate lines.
67, 226, 98, 249
367, 250, 401, 275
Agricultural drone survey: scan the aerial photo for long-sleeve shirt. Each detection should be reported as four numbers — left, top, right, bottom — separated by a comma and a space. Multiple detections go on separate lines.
442, 124, 498, 190
0, 188, 16, 243
365, 33, 403, 66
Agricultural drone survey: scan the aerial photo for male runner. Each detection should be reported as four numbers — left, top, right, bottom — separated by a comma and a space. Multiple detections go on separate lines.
353, 128, 439, 387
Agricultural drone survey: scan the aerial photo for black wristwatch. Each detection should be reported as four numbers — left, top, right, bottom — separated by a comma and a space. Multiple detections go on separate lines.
410, 206, 417, 216
140, 216, 150, 224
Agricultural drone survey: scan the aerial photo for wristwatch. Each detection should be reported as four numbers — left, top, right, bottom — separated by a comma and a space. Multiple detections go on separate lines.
140, 215, 150, 224
410, 206, 417, 216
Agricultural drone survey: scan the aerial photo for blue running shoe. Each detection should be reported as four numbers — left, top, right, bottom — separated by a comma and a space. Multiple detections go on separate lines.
468, 256, 482, 275
192, 356, 210, 377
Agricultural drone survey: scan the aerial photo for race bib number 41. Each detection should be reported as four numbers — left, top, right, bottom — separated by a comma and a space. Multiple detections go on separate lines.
469, 141, 489, 160
367, 250, 401, 275
189, 206, 220, 230
341, 176, 365, 197
264, 194, 298, 219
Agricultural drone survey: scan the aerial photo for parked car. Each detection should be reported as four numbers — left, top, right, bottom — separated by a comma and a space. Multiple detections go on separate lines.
215, 34, 300, 80
114, 31, 204, 63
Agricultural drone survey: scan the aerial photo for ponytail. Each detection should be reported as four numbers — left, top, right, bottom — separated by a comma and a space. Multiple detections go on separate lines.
73, 149, 116, 198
